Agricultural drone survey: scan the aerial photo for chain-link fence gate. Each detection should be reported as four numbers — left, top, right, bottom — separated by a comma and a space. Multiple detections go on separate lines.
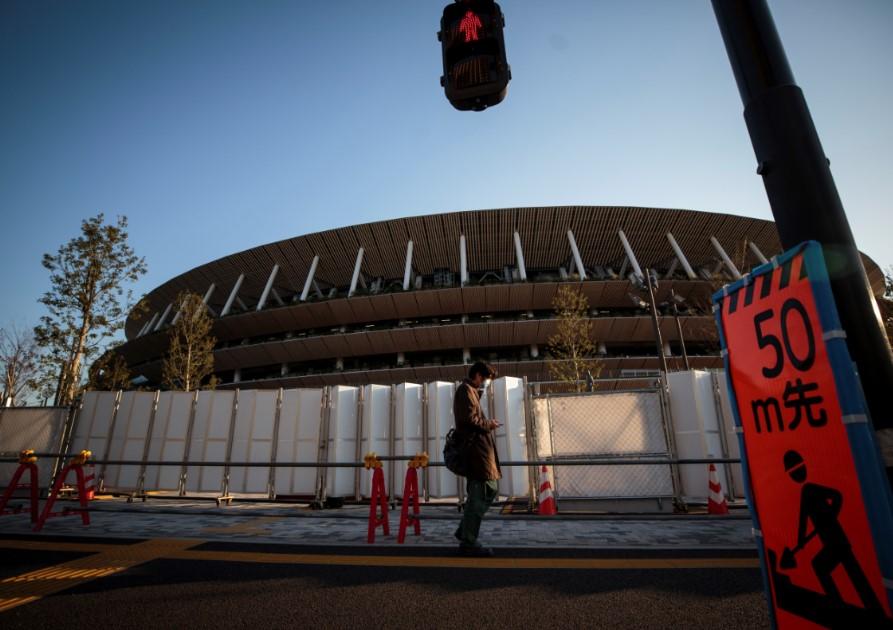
531, 388, 676, 507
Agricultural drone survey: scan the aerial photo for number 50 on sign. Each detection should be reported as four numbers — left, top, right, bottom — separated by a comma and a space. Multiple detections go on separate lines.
713, 241, 893, 629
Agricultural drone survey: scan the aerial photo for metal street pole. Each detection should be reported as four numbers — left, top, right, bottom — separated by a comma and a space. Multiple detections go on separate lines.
670, 289, 691, 371
712, 0, 893, 488
645, 269, 670, 375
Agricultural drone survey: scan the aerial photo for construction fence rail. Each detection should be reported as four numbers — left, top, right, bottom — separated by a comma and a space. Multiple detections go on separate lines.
0, 373, 745, 509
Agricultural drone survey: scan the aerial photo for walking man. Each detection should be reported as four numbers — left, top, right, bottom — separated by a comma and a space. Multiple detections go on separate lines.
453, 361, 501, 556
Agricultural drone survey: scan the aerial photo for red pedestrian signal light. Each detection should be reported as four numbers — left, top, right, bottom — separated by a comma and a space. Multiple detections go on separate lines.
438, 0, 510, 111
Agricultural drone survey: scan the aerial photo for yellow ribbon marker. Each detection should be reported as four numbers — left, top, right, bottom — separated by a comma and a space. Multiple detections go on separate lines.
71, 450, 92, 466
18, 450, 37, 464
363, 452, 382, 469
408, 452, 429, 469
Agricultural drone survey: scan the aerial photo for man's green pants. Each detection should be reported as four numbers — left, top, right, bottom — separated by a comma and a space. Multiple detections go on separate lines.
455, 479, 499, 547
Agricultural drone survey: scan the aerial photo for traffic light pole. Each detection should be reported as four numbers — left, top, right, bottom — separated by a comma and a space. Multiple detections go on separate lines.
711, 0, 893, 488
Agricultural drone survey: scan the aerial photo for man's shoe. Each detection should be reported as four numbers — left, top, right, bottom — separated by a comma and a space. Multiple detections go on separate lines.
458, 544, 494, 557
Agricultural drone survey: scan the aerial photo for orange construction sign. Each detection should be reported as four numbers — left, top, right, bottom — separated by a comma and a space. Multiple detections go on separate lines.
714, 241, 893, 629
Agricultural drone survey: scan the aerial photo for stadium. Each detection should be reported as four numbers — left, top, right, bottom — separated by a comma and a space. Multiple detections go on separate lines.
117, 206, 885, 389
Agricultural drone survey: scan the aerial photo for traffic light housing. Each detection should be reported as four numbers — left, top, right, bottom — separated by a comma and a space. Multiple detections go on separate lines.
438, 0, 510, 111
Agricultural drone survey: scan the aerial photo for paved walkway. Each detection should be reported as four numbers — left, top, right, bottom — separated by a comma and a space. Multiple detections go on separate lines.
0, 496, 757, 551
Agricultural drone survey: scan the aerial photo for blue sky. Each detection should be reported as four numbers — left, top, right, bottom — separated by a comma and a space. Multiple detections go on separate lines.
2, 0, 891, 332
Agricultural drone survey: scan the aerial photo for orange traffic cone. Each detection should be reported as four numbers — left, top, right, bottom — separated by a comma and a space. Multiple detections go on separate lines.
707, 463, 729, 515
538, 465, 557, 515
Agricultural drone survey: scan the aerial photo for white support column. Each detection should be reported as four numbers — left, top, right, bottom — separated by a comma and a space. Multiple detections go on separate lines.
153, 303, 173, 331
300, 256, 320, 302
142, 312, 160, 336
396, 352, 405, 366
748, 241, 769, 265
403, 241, 414, 291
171, 295, 190, 325
348, 248, 364, 297
530, 344, 539, 359
233, 368, 241, 384
513, 231, 527, 282
137, 319, 151, 337
567, 230, 587, 280
462, 348, 471, 364
459, 235, 468, 287
617, 230, 644, 284
665, 258, 679, 279
711, 236, 742, 279
596, 341, 607, 356
236, 297, 248, 311
257, 264, 280, 311
270, 288, 285, 307
202, 283, 216, 305
666, 232, 697, 279
201, 283, 217, 316
221, 274, 245, 317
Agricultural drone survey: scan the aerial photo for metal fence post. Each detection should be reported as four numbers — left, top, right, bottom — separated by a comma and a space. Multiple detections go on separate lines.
268, 388, 284, 500
136, 390, 160, 498
98, 391, 123, 491
179, 390, 199, 496
658, 375, 686, 510
315, 386, 331, 506
220, 389, 240, 503
710, 371, 737, 501
421, 383, 430, 502
388, 384, 397, 508
353, 386, 365, 502
453, 381, 464, 510
523, 377, 538, 511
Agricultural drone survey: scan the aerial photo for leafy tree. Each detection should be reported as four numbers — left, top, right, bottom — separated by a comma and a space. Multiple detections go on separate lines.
547, 286, 602, 392
86, 347, 133, 391
0, 325, 39, 406
34, 214, 146, 406
161, 292, 217, 391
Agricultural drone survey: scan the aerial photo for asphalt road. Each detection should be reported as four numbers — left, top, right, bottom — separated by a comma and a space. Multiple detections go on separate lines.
0, 540, 770, 629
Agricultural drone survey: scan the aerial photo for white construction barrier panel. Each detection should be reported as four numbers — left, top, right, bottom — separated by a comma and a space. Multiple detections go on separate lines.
274, 388, 324, 497
70, 391, 119, 462
0, 407, 68, 489
185, 390, 235, 494
426, 381, 457, 498
144, 391, 195, 492
393, 383, 423, 498
491, 377, 530, 498
102, 391, 156, 492
326, 386, 358, 498
360, 384, 391, 498
228, 389, 278, 495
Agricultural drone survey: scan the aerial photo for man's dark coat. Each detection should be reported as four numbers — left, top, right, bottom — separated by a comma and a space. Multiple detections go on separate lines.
453, 379, 502, 481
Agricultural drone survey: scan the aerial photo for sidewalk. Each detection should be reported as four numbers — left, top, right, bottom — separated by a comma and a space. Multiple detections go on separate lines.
0, 496, 757, 551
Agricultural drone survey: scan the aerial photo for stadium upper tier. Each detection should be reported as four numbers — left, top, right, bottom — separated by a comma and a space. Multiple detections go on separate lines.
119, 206, 884, 388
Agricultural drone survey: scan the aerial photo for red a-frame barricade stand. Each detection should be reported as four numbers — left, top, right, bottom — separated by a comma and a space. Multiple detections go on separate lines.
34, 450, 94, 532
0, 450, 40, 523
398, 452, 428, 544
366, 453, 390, 543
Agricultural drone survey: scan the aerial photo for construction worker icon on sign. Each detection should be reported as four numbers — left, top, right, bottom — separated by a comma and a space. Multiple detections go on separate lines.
769, 450, 889, 627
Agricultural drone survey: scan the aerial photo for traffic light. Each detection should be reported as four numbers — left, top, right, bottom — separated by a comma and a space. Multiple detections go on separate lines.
438, 0, 510, 111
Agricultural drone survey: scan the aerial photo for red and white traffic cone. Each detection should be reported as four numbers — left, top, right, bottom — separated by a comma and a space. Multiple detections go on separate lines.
538, 465, 557, 515
707, 463, 729, 515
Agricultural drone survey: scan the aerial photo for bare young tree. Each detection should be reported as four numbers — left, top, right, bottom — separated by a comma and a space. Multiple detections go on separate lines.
34, 214, 146, 406
547, 286, 602, 392
0, 326, 40, 406
161, 292, 217, 391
